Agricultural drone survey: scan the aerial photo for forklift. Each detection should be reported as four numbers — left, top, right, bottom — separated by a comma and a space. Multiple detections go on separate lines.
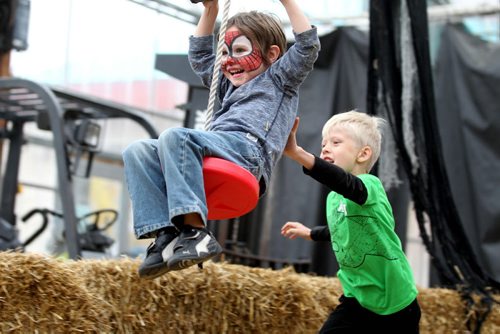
0, 77, 159, 259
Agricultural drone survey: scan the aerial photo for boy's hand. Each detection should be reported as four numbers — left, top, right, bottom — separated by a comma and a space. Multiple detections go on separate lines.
281, 221, 312, 240
284, 117, 300, 158
283, 117, 315, 170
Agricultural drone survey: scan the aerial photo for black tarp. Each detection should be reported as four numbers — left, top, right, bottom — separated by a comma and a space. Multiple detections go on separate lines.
242, 27, 371, 274
434, 24, 500, 282
238, 27, 411, 276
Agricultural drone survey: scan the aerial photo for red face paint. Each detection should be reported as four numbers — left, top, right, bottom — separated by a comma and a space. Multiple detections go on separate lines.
222, 31, 263, 73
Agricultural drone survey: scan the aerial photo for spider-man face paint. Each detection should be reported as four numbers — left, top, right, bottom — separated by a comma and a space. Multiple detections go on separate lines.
221, 31, 263, 73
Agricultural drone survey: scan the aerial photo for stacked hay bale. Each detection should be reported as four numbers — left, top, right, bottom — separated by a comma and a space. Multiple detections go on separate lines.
67, 257, 340, 333
0, 252, 109, 333
0, 252, 498, 333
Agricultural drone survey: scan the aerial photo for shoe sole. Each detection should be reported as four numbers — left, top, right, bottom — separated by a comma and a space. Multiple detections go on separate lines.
167, 248, 222, 272
138, 262, 172, 279
138, 236, 179, 279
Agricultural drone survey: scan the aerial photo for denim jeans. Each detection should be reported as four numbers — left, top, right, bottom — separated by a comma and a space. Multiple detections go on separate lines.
122, 127, 263, 239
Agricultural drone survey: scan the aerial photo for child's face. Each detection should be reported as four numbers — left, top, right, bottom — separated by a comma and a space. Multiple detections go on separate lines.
221, 26, 268, 87
320, 126, 363, 174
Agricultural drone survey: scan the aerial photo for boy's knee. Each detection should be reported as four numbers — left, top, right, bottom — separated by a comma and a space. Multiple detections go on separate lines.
158, 127, 190, 148
122, 140, 149, 161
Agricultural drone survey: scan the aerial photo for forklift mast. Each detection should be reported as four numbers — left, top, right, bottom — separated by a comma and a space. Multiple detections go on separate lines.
0, 77, 159, 259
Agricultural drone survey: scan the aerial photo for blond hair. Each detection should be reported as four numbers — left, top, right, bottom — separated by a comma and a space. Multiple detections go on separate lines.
322, 110, 386, 171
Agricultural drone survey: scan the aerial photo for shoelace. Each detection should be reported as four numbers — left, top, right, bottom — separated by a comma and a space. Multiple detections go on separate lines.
146, 228, 179, 255
145, 241, 157, 255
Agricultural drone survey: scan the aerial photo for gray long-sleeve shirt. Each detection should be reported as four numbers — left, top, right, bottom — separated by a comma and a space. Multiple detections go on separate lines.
189, 27, 320, 194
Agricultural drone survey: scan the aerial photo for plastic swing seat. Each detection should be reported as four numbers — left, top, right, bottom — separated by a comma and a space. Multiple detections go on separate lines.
203, 157, 260, 220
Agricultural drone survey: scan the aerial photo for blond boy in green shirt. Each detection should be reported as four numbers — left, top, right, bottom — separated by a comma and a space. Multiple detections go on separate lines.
282, 111, 420, 333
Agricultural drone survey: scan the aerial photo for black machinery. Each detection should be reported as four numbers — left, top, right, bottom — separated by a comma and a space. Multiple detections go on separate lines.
0, 77, 159, 259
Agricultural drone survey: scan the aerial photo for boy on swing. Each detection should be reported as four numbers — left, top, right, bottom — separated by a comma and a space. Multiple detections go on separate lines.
122, 0, 320, 278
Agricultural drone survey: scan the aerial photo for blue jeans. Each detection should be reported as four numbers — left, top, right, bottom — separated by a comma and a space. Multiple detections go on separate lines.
122, 128, 263, 239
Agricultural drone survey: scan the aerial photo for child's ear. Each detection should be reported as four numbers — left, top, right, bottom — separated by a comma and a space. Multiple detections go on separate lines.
357, 146, 372, 163
267, 45, 280, 63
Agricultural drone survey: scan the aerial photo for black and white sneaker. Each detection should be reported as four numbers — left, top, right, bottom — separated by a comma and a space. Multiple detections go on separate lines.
138, 227, 179, 279
167, 226, 222, 271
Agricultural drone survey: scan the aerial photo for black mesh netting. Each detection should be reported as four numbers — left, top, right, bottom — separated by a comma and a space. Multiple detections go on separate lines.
367, 1, 500, 333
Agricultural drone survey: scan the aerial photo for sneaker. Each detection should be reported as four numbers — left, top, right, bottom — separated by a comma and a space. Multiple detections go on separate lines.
167, 226, 222, 271
138, 227, 179, 279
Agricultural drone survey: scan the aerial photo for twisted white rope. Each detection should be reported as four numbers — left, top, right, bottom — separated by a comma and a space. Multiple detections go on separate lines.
204, 0, 231, 130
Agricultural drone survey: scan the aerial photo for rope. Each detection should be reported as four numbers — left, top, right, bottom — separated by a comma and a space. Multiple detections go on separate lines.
204, 0, 231, 130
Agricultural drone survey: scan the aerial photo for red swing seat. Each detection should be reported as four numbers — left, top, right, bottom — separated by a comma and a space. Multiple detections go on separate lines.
203, 157, 259, 220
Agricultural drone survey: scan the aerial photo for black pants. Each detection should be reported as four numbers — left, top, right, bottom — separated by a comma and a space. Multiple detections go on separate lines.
318, 295, 421, 334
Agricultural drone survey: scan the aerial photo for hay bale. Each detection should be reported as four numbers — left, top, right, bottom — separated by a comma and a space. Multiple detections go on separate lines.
418, 287, 468, 333
67, 258, 341, 333
0, 252, 498, 333
418, 287, 500, 334
484, 300, 500, 334
0, 251, 109, 333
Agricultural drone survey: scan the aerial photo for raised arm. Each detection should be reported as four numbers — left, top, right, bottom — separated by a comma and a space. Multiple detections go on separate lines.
284, 117, 315, 170
284, 117, 368, 205
194, 0, 219, 37
280, 0, 313, 34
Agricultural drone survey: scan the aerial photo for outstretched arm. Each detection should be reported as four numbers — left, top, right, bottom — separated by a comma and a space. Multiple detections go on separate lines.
282, 222, 331, 241
280, 0, 313, 34
285, 117, 368, 205
194, 0, 219, 37
284, 117, 315, 170
281, 222, 312, 240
